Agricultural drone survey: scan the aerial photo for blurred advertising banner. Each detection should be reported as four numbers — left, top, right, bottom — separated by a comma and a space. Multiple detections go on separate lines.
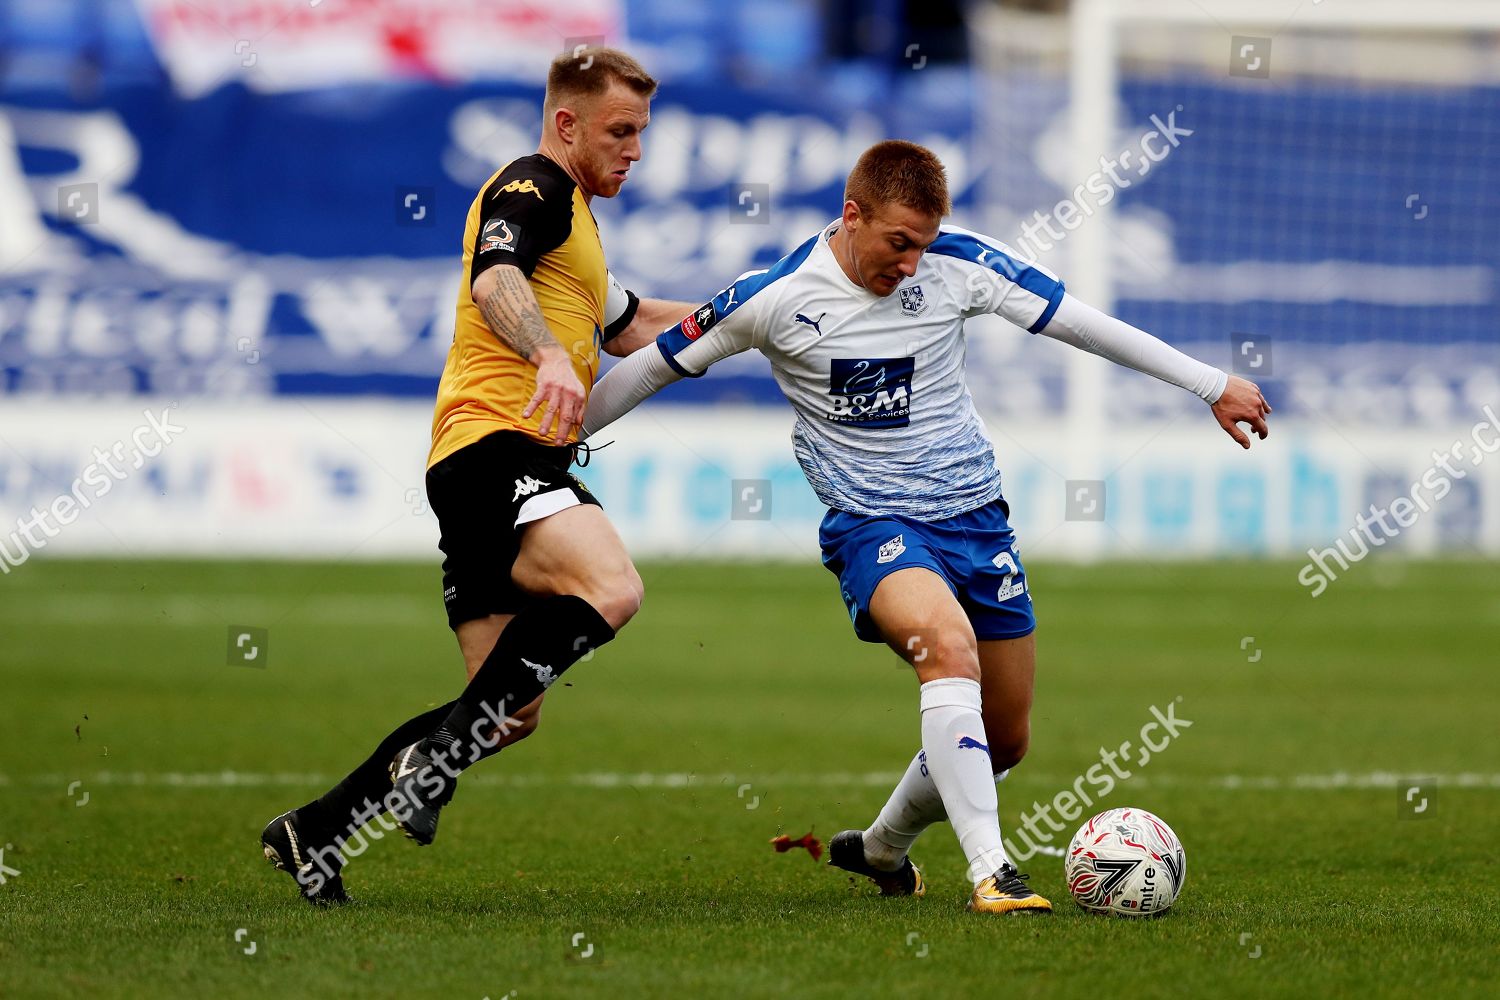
0, 84, 976, 401
132, 0, 623, 96
2, 402, 1497, 564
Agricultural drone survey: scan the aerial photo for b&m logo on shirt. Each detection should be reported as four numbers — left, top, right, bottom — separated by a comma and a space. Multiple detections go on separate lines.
828, 357, 915, 428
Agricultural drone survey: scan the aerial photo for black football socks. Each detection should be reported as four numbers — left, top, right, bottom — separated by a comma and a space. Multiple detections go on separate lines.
422, 594, 616, 768
297, 699, 458, 842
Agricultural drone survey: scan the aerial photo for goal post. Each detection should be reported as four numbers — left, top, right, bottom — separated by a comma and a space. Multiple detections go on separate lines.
1068, 0, 1500, 346
965, 0, 1500, 557
970, 0, 1500, 431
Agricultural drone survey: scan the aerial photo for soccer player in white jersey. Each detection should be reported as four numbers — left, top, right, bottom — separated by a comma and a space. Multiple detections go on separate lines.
583, 140, 1270, 914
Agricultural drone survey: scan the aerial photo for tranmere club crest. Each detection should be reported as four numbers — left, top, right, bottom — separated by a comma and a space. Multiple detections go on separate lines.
899, 285, 927, 315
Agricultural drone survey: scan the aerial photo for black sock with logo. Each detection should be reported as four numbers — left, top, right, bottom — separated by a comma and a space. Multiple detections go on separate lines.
421, 594, 616, 770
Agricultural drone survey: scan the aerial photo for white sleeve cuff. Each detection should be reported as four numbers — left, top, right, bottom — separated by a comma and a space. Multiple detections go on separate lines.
1041, 294, 1227, 403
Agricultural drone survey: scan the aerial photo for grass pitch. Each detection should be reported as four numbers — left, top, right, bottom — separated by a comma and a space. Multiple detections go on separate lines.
2, 557, 1497, 998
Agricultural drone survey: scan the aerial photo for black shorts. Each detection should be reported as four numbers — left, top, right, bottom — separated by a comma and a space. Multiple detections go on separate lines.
425, 430, 602, 630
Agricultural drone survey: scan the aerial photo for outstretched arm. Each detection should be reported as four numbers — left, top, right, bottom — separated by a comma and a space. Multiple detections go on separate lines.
604, 298, 700, 356
587, 272, 766, 436
581, 344, 682, 437
939, 226, 1271, 448
1040, 294, 1271, 448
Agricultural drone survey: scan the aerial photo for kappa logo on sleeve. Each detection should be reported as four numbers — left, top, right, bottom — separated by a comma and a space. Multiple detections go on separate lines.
499, 178, 544, 200
828, 357, 915, 428
480, 218, 518, 254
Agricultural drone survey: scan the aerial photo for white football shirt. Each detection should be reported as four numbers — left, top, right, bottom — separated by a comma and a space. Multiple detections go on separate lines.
655, 221, 1066, 519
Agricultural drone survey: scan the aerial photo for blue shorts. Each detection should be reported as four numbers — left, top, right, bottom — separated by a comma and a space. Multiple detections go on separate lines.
818, 497, 1036, 644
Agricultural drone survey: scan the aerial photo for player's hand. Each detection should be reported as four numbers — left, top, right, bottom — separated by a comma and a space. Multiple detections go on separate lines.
1211, 375, 1271, 449
523, 347, 587, 444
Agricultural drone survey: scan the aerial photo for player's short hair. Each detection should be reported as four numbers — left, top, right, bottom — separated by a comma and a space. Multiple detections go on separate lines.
544, 46, 658, 118
844, 140, 952, 221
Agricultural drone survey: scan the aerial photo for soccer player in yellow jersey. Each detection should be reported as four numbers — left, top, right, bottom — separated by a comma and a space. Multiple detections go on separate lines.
261, 47, 698, 904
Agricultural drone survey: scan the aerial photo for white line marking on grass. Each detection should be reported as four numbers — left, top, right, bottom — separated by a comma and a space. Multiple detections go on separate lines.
0, 593, 433, 626
4, 771, 1499, 790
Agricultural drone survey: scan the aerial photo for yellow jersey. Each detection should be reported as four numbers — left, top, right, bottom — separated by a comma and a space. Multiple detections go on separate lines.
429, 153, 638, 467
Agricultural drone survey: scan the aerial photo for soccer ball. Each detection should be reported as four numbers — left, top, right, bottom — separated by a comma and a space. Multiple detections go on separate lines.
1064, 807, 1186, 917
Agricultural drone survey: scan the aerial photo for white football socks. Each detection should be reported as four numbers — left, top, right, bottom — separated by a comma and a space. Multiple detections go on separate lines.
862, 748, 945, 870
893, 677, 1011, 886
863, 755, 1010, 870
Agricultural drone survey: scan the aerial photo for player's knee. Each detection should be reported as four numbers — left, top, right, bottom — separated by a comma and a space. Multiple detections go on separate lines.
582, 567, 644, 632
983, 719, 1029, 771
990, 734, 1026, 773
912, 631, 980, 682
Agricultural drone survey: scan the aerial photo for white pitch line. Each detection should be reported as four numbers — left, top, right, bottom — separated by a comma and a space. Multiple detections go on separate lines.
0, 593, 434, 627
3, 771, 1498, 790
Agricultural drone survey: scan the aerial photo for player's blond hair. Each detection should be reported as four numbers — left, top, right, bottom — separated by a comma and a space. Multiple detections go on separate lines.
544, 46, 658, 118
844, 140, 952, 220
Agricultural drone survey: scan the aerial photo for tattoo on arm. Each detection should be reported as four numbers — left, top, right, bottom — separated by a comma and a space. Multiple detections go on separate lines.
477, 266, 562, 362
